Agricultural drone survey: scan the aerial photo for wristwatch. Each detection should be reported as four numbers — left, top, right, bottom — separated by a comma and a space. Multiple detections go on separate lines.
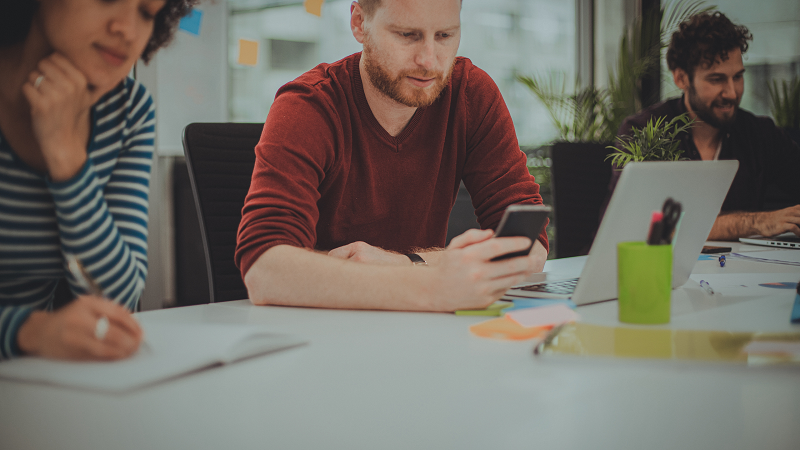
405, 253, 428, 266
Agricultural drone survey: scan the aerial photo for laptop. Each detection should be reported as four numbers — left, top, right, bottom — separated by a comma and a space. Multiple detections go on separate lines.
503, 160, 739, 305
739, 233, 800, 249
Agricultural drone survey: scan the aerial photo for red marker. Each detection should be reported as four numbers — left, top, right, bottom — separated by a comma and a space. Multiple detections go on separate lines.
647, 211, 663, 245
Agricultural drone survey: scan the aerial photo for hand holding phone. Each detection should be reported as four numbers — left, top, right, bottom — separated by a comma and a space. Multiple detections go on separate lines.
490, 204, 550, 261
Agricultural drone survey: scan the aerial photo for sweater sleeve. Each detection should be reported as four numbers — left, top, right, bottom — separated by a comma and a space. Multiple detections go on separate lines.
48, 85, 154, 310
461, 65, 549, 253
0, 83, 154, 360
235, 82, 337, 277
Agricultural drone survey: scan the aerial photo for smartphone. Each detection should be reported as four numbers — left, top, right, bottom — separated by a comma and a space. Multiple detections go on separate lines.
701, 245, 732, 254
490, 204, 551, 261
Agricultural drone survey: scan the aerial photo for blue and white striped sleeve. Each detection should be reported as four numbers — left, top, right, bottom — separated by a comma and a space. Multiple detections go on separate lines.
48, 84, 155, 310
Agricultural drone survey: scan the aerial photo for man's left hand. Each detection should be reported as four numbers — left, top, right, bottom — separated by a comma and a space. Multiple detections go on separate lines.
328, 241, 410, 265
527, 239, 548, 273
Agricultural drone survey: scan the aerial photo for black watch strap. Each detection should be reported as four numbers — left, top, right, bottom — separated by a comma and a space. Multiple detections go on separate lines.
404, 253, 427, 266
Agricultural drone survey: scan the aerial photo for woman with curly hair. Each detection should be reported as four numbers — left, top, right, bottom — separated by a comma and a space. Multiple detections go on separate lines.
0, 0, 195, 361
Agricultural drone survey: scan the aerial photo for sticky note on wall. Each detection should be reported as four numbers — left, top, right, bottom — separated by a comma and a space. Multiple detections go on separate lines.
179, 8, 203, 36
237, 39, 259, 66
304, 0, 325, 17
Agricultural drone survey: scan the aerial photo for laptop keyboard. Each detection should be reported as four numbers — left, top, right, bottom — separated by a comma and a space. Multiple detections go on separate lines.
517, 278, 580, 295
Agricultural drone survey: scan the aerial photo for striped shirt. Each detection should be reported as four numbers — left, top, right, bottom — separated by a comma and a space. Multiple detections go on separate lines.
0, 78, 154, 359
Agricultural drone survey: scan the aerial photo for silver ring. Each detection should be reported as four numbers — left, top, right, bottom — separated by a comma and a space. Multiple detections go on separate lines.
94, 316, 109, 341
34, 74, 45, 89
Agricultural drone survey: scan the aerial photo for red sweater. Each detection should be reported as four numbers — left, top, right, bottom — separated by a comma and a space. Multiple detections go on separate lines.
236, 53, 548, 277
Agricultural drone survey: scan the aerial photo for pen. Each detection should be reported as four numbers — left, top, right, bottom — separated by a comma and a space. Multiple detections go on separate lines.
699, 280, 714, 295
65, 254, 104, 297
66, 254, 150, 349
533, 323, 566, 355
791, 281, 800, 324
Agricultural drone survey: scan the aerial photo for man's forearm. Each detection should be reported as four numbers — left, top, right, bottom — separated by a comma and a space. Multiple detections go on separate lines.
708, 211, 759, 241
244, 245, 439, 311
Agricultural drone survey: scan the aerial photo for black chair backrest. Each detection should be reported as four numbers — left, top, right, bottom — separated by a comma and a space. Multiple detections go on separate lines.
182, 123, 263, 302
550, 142, 613, 259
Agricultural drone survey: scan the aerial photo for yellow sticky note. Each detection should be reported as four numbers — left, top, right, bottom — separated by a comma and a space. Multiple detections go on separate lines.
237, 39, 258, 66
304, 0, 325, 17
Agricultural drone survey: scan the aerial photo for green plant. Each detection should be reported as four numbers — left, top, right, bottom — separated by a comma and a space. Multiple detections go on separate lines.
605, 113, 694, 169
768, 76, 800, 129
516, 0, 713, 143
516, 74, 612, 142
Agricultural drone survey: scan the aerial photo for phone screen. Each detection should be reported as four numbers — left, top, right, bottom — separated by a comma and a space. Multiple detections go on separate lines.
490, 205, 551, 261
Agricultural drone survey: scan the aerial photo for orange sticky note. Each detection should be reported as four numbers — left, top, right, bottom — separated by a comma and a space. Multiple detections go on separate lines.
237, 39, 258, 66
469, 316, 550, 341
304, 0, 325, 17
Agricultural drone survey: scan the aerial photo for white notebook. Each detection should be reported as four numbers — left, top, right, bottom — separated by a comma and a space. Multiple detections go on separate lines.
0, 321, 306, 393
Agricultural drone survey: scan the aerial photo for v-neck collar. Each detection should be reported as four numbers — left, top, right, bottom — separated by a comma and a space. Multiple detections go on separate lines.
352, 53, 426, 149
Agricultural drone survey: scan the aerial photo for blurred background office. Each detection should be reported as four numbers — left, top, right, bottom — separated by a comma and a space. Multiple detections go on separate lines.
135, 0, 800, 310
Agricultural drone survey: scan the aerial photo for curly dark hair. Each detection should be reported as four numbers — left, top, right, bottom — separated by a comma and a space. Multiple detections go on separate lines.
0, 0, 197, 63
667, 12, 753, 78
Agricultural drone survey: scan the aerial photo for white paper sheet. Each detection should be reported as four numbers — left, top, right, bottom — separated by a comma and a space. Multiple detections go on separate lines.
689, 273, 799, 297
0, 321, 305, 393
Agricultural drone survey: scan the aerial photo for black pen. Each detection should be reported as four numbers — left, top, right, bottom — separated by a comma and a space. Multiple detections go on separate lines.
533, 323, 566, 356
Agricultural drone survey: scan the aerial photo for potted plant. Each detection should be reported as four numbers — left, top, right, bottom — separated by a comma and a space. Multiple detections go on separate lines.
606, 113, 694, 169
514, 0, 710, 258
768, 75, 800, 145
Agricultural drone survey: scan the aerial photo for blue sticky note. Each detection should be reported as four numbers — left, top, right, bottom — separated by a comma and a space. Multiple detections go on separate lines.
503, 298, 577, 313
179, 9, 203, 36
697, 254, 716, 261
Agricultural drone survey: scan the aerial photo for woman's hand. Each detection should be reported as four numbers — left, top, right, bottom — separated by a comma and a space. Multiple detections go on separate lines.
16, 296, 143, 361
21, 53, 104, 182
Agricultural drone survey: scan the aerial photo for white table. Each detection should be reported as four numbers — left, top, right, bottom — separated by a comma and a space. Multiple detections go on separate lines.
2, 243, 799, 450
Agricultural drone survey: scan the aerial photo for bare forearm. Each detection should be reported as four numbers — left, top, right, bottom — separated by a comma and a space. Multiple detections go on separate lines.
244, 245, 439, 311
709, 206, 800, 240
708, 212, 759, 241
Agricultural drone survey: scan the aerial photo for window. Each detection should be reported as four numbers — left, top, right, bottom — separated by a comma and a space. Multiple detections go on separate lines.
227, 0, 577, 147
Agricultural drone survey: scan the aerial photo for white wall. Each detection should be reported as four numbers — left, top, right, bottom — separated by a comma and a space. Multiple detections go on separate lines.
135, 0, 228, 310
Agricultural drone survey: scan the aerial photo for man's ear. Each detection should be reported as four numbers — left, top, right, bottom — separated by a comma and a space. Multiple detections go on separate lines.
351, 1, 366, 44
673, 68, 690, 91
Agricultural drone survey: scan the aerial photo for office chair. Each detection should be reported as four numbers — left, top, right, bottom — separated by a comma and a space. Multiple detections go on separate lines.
182, 122, 263, 302
549, 142, 613, 258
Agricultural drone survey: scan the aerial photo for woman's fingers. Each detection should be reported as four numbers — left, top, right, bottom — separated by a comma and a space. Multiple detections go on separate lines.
86, 297, 143, 340
29, 296, 142, 361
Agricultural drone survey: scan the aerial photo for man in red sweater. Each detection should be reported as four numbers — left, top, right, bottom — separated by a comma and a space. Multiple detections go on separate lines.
236, 0, 549, 311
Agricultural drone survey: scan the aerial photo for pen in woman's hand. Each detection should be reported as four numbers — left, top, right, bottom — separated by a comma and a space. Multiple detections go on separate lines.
66, 253, 103, 297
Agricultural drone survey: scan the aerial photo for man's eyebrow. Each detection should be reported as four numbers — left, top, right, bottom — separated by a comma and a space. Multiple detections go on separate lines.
387, 24, 461, 32
705, 68, 746, 78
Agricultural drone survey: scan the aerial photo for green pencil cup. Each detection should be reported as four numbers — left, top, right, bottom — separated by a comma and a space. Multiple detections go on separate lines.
617, 241, 672, 324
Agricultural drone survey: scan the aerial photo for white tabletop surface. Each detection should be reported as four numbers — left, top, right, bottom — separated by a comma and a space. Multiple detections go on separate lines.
2, 242, 799, 450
